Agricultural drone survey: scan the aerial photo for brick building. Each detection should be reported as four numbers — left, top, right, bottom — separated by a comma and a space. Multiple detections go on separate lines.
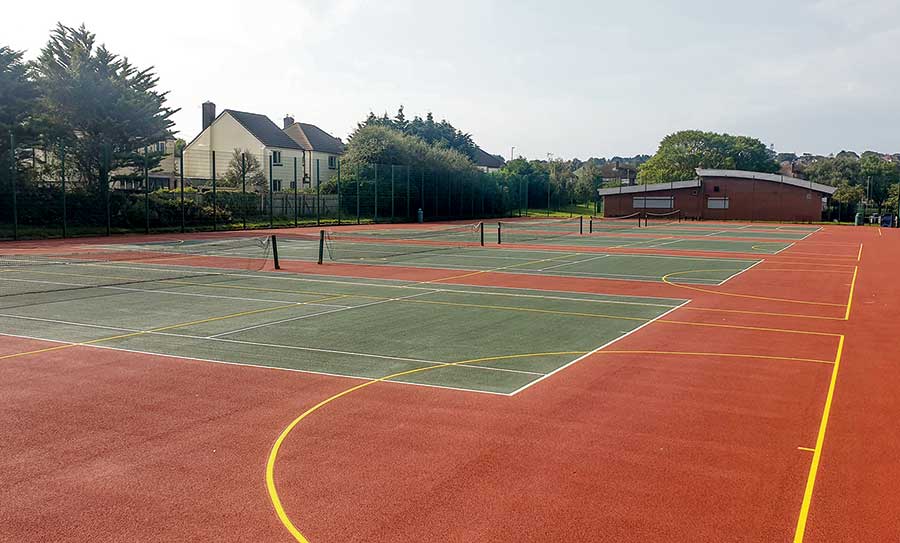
598, 169, 836, 222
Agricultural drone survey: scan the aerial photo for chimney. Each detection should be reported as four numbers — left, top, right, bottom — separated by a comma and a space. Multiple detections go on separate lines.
283, 115, 295, 129
202, 101, 216, 131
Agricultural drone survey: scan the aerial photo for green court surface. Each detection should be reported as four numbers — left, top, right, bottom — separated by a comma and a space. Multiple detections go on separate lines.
0, 263, 687, 394
530, 235, 792, 253
274, 237, 761, 283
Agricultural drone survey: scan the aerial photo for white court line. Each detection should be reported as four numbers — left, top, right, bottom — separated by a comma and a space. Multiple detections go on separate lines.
712, 259, 764, 286
0, 276, 353, 309
0, 314, 545, 378
74, 262, 688, 307
507, 300, 691, 396
0, 331, 512, 396
537, 254, 609, 272
703, 230, 729, 237
645, 239, 685, 248
209, 291, 435, 338
772, 242, 797, 255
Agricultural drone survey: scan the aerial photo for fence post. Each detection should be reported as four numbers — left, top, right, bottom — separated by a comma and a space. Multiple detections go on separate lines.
103, 143, 111, 236
374, 163, 379, 222
241, 153, 247, 229
293, 155, 298, 227
391, 164, 395, 221
420, 168, 425, 216
179, 152, 185, 233
406, 165, 411, 219
268, 153, 274, 228
60, 141, 67, 238
337, 158, 342, 225
144, 147, 150, 234
316, 159, 321, 226
9, 132, 17, 240
356, 162, 361, 225
211, 150, 218, 231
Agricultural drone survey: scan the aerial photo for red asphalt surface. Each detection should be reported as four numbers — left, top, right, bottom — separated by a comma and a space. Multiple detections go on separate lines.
0, 223, 897, 542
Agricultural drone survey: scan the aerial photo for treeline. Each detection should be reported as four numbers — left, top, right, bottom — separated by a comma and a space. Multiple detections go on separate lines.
0, 23, 176, 191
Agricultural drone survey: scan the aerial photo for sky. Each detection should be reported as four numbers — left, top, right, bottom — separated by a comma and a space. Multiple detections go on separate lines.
3, 0, 899, 160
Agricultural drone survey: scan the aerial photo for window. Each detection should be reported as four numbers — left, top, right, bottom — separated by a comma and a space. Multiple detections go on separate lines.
272, 179, 282, 192
713, 185, 720, 192
328, 155, 338, 170
156, 141, 167, 153
633, 196, 674, 209
272, 150, 282, 166
707, 197, 729, 209
289, 180, 297, 190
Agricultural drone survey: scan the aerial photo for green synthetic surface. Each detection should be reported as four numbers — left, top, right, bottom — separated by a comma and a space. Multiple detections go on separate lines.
0, 263, 685, 394
272, 237, 762, 283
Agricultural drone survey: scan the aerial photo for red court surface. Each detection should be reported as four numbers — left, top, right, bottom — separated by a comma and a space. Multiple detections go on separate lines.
1, 222, 897, 542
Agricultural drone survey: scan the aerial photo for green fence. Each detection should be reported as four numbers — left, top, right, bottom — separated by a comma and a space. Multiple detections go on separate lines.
1, 137, 526, 240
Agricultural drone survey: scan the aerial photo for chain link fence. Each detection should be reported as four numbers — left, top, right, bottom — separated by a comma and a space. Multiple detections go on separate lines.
1, 134, 526, 240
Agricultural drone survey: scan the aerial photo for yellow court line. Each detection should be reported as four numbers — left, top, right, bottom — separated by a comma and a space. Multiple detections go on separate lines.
748, 268, 855, 274
844, 267, 858, 321
779, 251, 857, 259
682, 306, 844, 321
793, 335, 844, 543
878, 228, 882, 237
265, 350, 588, 543
797, 446, 815, 452
857, 243, 863, 261
0, 342, 74, 361
762, 260, 858, 269
405, 299, 648, 321
594, 350, 833, 365
658, 319, 842, 338
0, 296, 342, 362
425, 251, 576, 284
661, 270, 846, 307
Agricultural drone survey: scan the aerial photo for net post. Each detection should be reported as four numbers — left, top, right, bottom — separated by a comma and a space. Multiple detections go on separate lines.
480, 221, 484, 246
589, 217, 593, 234
497, 222, 502, 245
579, 215, 583, 235
271, 235, 281, 270
317, 229, 325, 265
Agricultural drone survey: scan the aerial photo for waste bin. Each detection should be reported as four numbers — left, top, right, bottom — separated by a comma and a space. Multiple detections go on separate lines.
417, 208, 424, 223
854, 212, 863, 226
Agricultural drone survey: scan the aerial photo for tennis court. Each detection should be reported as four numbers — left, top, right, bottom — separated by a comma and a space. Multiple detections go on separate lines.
1, 218, 894, 543
0, 255, 687, 394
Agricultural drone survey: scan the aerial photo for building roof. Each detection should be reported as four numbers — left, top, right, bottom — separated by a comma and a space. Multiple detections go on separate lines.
597, 170, 838, 197
696, 169, 836, 195
473, 147, 505, 169
225, 110, 304, 150
597, 179, 701, 196
283, 122, 345, 154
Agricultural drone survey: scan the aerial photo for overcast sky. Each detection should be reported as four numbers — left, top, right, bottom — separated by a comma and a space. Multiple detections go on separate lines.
3, 0, 899, 159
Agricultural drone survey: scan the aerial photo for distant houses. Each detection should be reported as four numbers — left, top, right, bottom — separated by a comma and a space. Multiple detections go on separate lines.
181, 102, 344, 191
473, 147, 505, 173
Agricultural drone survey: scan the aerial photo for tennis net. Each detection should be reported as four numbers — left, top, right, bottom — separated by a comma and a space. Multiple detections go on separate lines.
324, 223, 483, 262
1, 236, 272, 300
589, 212, 642, 232
497, 217, 583, 244
643, 210, 682, 226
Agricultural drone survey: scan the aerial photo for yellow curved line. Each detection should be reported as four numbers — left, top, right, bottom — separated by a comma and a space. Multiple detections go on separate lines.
661, 270, 845, 307
265, 350, 587, 543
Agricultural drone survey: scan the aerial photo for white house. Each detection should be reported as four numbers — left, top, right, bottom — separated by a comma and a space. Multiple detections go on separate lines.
282, 116, 345, 186
473, 146, 505, 173
182, 102, 307, 191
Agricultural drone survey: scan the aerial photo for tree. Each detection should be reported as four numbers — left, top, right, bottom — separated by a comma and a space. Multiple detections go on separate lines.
351, 107, 477, 160
0, 46, 39, 182
575, 160, 602, 202
859, 154, 899, 211
222, 149, 267, 191
31, 23, 177, 189
638, 130, 779, 183
832, 182, 865, 208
